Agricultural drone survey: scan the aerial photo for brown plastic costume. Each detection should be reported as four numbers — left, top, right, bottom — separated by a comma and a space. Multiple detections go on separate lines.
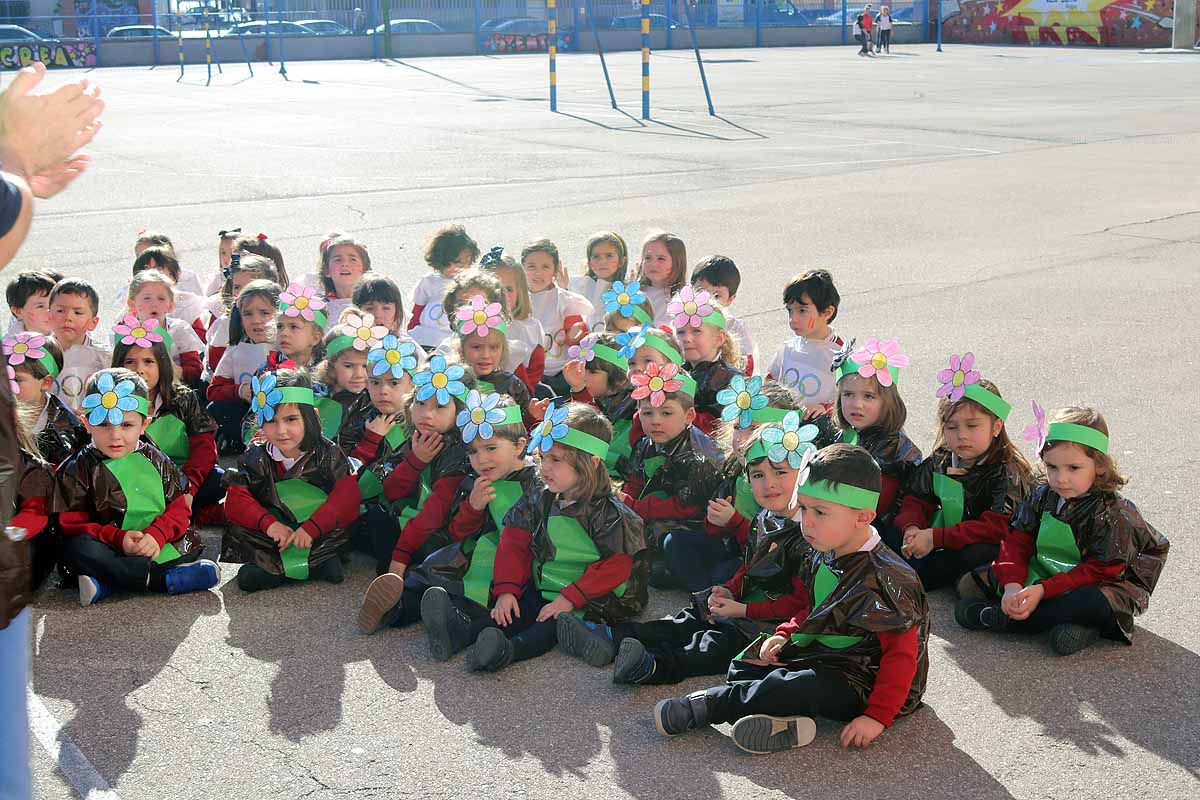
504, 485, 650, 623
626, 426, 727, 546
741, 540, 930, 717
35, 392, 88, 467
903, 447, 1028, 526
688, 358, 740, 418
0, 377, 30, 627
221, 439, 355, 574
722, 510, 812, 637
55, 442, 202, 556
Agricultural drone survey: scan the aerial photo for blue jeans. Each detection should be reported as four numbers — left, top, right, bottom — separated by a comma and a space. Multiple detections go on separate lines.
0, 608, 32, 799
662, 529, 742, 593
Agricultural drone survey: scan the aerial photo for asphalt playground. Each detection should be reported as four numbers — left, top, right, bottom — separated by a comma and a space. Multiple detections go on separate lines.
9, 42, 1200, 800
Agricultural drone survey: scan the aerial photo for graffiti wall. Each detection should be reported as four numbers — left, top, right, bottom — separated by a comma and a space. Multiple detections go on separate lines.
481, 32, 576, 52
939, 0, 1189, 46
0, 41, 96, 68
69, 0, 140, 36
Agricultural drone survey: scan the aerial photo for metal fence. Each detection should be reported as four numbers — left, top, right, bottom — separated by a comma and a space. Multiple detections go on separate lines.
0, 0, 927, 68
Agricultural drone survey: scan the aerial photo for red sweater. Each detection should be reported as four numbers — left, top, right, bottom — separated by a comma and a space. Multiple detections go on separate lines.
225, 470, 361, 540
723, 567, 810, 621
60, 494, 191, 551
620, 473, 702, 521
773, 615, 919, 727
350, 428, 385, 463
207, 344, 226, 375
492, 524, 633, 609
11, 495, 49, 540
391, 476, 466, 564
514, 344, 546, 391
992, 527, 1125, 600
704, 510, 752, 548
191, 317, 208, 344
206, 375, 241, 403
893, 494, 1010, 550
179, 351, 203, 385
182, 432, 218, 496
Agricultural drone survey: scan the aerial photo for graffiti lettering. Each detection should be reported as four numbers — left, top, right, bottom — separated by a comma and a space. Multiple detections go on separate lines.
483, 32, 575, 53
0, 42, 97, 70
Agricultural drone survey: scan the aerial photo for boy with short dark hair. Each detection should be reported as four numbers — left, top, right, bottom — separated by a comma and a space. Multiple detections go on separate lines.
768, 269, 844, 412
48, 278, 110, 414
653, 444, 929, 755
691, 255, 758, 375
6, 270, 58, 336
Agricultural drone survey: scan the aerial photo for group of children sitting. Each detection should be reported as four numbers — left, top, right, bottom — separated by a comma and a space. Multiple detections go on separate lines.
4, 223, 1170, 756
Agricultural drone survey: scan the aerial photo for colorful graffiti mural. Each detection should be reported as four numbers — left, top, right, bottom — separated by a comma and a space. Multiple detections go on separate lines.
67, 0, 140, 37
940, 0, 1188, 46
0, 41, 97, 69
481, 32, 576, 52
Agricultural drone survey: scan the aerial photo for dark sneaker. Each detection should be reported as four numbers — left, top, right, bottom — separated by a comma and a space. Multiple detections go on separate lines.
1049, 624, 1099, 656
653, 691, 710, 737
357, 573, 406, 635
612, 638, 656, 685
556, 613, 616, 667
236, 564, 286, 593
165, 560, 220, 595
310, 557, 345, 584
731, 715, 817, 754
421, 587, 472, 662
467, 627, 514, 673
955, 597, 1008, 631
78, 575, 112, 607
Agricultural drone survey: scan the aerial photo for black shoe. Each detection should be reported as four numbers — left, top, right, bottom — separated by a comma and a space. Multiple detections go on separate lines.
653, 690, 710, 737
731, 715, 817, 754
467, 627, 514, 673
1049, 624, 1099, 656
421, 587, 472, 661
955, 597, 1008, 631
648, 558, 676, 590
236, 564, 286, 592
612, 638, 656, 685
556, 613, 616, 667
358, 573, 406, 634
309, 557, 344, 584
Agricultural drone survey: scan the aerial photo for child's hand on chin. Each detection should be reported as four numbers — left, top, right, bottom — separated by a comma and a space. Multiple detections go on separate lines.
840, 716, 884, 748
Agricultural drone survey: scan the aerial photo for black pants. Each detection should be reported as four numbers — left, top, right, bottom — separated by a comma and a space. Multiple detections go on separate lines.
207, 399, 249, 447
192, 466, 227, 511
355, 503, 407, 575
1008, 585, 1122, 639
661, 530, 741, 594
879, 28, 891, 51
705, 662, 865, 725
61, 535, 196, 593
912, 543, 1000, 592
465, 584, 558, 664
613, 607, 754, 684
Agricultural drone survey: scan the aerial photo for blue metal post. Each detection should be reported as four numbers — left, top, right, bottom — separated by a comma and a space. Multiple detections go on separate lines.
666, 0, 672, 49
681, 0, 713, 115
92, 0, 101, 65
176, 0, 185, 80
585, 0, 617, 108
641, 0, 650, 119
238, 28, 253, 75
840, 0, 846, 44
152, 1, 159, 66
370, 0, 378, 58
265, 0, 273, 63
754, 0, 761, 47
936, 0, 942, 50
277, 0, 287, 76
473, 0, 481, 52
548, 0, 557, 111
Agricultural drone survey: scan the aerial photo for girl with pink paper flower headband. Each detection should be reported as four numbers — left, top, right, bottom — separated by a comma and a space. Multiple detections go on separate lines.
890, 353, 1033, 592
124, 270, 206, 391
317, 234, 371, 323
312, 317, 375, 440
269, 283, 329, 372
478, 249, 547, 393
668, 285, 742, 436
206, 280, 280, 456
5, 332, 85, 467
957, 405, 1169, 656
451, 295, 533, 422
111, 316, 225, 521
831, 337, 923, 532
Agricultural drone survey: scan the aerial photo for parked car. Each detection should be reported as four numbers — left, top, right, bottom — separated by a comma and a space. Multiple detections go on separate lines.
224, 21, 317, 36
106, 25, 176, 39
610, 13, 677, 29
294, 19, 350, 35
490, 17, 550, 34
0, 24, 44, 41
370, 18, 445, 34
814, 6, 914, 25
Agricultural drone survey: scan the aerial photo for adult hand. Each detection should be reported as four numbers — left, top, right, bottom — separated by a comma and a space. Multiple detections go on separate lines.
30, 154, 90, 199
0, 63, 103, 177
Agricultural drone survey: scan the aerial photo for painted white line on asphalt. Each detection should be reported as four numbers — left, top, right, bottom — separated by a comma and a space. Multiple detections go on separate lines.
26, 687, 123, 800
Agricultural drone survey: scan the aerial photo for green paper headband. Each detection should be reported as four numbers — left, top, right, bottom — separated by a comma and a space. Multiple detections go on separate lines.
1046, 422, 1109, 454
325, 335, 356, 359
558, 427, 610, 459
113, 327, 174, 355
457, 317, 508, 338
494, 405, 524, 426
699, 309, 727, 331
640, 331, 684, 366
677, 372, 698, 398
795, 479, 880, 511
132, 395, 150, 417
631, 306, 652, 325
838, 359, 899, 385
962, 383, 1011, 421
591, 343, 629, 372
276, 387, 316, 407
743, 439, 770, 464
281, 304, 328, 330
752, 406, 791, 424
